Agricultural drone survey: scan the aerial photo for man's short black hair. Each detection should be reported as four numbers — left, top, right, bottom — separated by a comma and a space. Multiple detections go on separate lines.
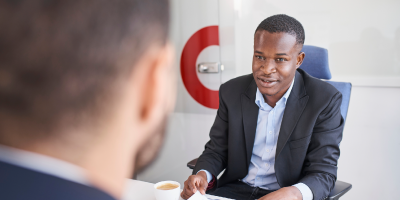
0, 0, 169, 142
256, 14, 305, 45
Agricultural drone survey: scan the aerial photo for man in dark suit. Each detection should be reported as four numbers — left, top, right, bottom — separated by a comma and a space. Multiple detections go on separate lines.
181, 15, 343, 200
0, 1, 175, 200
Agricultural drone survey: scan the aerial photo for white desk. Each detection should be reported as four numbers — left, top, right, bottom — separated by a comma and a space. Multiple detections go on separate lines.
122, 179, 231, 200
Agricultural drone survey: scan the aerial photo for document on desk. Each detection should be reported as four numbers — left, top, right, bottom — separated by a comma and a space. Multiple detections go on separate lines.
188, 191, 208, 200
179, 191, 231, 200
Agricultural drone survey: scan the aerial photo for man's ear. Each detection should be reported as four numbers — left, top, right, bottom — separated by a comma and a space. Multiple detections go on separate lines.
296, 52, 305, 69
136, 42, 175, 128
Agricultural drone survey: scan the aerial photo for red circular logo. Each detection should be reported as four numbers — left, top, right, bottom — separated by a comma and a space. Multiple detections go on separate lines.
180, 26, 219, 109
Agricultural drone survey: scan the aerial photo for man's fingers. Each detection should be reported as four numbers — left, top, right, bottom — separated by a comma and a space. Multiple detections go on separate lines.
180, 191, 188, 199
182, 188, 192, 199
187, 177, 198, 193
182, 178, 196, 199
198, 187, 206, 195
182, 185, 195, 199
184, 180, 191, 191
184, 185, 193, 197
182, 175, 207, 199
199, 180, 208, 195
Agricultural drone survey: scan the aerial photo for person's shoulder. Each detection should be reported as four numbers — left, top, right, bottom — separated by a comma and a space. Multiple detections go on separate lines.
219, 73, 254, 96
0, 161, 116, 200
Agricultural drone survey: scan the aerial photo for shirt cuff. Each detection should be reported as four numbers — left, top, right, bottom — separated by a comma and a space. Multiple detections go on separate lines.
293, 183, 313, 200
197, 169, 212, 183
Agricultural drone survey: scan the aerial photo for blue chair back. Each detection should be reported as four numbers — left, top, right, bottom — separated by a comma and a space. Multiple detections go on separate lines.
300, 45, 352, 121
300, 45, 332, 80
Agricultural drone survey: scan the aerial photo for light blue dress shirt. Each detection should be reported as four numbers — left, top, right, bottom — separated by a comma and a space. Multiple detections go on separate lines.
199, 77, 313, 200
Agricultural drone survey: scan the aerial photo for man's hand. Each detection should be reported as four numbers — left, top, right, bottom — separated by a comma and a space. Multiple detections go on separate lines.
180, 171, 208, 199
259, 186, 303, 200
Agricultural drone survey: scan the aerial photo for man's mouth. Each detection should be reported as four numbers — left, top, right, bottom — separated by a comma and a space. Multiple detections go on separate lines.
257, 77, 278, 87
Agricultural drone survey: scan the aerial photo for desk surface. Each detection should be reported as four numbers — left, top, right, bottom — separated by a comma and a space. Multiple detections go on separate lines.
122, 179, 231, 200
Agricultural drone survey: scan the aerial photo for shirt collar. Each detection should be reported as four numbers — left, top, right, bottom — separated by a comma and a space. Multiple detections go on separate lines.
255, 76, 295, 110
0, 144, 90, 186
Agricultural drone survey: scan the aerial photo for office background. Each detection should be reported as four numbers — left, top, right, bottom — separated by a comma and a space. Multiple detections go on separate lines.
137, 0, 400, 199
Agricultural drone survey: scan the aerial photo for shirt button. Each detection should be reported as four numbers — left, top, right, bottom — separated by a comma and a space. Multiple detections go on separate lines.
266, 149, 270, 152
269, 131, 272, 134
265, 163, 269, 167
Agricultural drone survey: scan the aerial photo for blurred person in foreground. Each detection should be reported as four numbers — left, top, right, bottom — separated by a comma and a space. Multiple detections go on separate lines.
0, 0, 174, 200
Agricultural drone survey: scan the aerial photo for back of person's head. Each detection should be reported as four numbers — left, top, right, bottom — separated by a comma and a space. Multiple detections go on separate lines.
0, 0, 175, 197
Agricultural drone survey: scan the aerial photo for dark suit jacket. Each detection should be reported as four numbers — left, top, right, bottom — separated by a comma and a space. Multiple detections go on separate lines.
193, 68, 344, 200
0, 160, 115, 200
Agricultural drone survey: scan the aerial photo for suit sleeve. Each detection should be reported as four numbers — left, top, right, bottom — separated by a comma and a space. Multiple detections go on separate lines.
192, 84, 229, 181
299, 92, 344, 200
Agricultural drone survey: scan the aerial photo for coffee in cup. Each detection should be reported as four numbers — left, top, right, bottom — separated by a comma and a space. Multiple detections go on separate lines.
156, 183, 179, 190
154, 180, 180, 200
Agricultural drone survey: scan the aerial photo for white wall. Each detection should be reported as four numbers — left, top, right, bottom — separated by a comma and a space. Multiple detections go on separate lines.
338, 86, 400, 200
229, 0, 400, 86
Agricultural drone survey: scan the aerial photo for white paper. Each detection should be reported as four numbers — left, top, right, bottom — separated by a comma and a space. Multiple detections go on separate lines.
178, 191, 232, 200
187, 191, 209, 200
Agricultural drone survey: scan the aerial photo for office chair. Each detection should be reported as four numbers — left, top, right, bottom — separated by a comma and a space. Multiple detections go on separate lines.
187, 45, 352, 200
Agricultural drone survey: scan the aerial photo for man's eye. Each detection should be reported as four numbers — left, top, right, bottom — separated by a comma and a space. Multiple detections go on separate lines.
276, 58, 286, 62
256, 56, 264, 60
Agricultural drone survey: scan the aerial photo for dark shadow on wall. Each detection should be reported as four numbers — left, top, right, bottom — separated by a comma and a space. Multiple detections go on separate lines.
330, 27, 400, 77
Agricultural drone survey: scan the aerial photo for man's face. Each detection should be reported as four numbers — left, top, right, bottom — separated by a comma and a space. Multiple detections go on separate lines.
134, 117, 167, 174
252, 30, 303, 97
132, 43, 176, 174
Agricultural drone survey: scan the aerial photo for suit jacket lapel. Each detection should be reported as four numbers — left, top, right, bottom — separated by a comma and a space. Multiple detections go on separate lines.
241, 79, 259, 168
276, 71, 309, 158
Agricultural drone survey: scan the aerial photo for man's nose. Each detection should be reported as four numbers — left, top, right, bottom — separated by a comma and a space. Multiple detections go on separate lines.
261, 60, 276, 75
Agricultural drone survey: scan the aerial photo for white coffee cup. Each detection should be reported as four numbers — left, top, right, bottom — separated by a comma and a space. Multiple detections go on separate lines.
154, 180, 181, 200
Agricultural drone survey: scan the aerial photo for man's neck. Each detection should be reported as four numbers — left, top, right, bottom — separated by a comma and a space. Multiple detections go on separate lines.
263, 88, 288, 108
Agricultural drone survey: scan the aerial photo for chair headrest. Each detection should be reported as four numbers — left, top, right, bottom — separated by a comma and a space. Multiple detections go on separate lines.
300, 45, 332, 80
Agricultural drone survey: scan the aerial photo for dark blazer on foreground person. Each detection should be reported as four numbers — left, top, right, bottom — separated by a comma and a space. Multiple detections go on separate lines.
0, 161, 115, 200
193, 68, 344, 200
